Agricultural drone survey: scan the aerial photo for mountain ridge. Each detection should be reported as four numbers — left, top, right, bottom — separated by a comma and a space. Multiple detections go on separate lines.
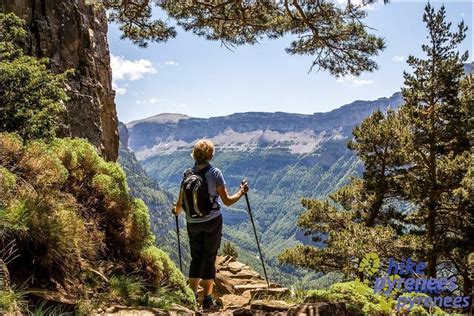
126, 92, 402, 126
126, 92, 403, 159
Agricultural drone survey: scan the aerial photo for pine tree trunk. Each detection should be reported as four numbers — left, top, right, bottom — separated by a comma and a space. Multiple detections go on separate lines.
462, 273, 472, 298
366, 152, 386, 227
426, 98, 438, 278
426, 201, 437, 277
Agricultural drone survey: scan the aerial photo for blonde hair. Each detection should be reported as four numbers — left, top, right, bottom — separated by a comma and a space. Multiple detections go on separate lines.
192, 139, 215, 163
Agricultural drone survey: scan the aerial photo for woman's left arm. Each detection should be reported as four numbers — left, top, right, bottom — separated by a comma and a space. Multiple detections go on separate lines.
216, 182, 249, 207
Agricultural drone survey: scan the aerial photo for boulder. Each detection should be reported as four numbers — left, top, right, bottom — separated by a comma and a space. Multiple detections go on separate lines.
248, 288, 290, 299
168, 303, 195, 316
234, 284, 271, 293
227, 261, 247, 273
250, 300, 295, 312
220, 294, 251, 309
216, 255, 235, 267
215, 274, 240, 296
213, 257, 347, 316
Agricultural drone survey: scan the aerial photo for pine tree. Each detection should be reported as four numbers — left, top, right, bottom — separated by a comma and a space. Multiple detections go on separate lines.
101, 0, 386, 76
347, 109, 411, 228
399, 4, 471, 280
279, 110, 420, 278
280, 4, 473, 296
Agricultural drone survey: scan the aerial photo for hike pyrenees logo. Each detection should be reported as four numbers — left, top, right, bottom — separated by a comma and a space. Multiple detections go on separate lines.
355, 253, 471, 312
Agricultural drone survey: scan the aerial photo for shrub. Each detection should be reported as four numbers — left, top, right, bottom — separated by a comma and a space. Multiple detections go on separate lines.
222, 241, 239, 259
305, 281, 390, 315
109, 275, 144, 301
124, 199, 156, 253
0, 167, 16, 197
0, 133, 192, 308
305, 281, 445, 315
140, 246, 195, 306
0, 288, 27, 314
0, 14, 70, 141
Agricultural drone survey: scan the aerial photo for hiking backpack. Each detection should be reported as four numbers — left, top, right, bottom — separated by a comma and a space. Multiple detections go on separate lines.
180, 165, 218, 218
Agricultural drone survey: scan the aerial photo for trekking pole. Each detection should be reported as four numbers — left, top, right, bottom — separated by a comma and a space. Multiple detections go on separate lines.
175, 215, 183, 273
242, 181, 270, 288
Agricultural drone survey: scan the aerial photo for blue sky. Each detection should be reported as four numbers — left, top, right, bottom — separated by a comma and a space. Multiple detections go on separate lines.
107, 1, 473, 123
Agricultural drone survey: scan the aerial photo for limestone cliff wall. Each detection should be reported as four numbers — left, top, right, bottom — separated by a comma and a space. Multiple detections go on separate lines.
0, 0, 119, 161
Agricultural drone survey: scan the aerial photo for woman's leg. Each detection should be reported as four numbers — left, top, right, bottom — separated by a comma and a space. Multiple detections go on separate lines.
189, 278, 200, 293
200, 216, 223, 295
187, 223, 204, 293
200, 279, 214, 296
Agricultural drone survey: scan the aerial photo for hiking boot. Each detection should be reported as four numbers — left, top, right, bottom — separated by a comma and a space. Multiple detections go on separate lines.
202, 295, 222, 311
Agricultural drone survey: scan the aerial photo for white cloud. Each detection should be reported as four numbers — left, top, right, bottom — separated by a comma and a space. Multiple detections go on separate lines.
115, 87, 127, 95
112, 81, 127, 95
110, 54, 157, 95
392, 55, 406, 62
149, 97, 160, 104
337, 75, 374, 87
164, 60, 180, 66
352, 79, 374, 86
111, 54, 157, 81
335, 0, 377, 10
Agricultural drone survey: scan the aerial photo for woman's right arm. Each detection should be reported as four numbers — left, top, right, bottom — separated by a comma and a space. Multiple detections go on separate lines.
173, 188, 184, 215
216, 182, 249, 207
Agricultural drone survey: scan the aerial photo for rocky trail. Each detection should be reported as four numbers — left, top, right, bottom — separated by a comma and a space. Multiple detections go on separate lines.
101, 256, 347, 316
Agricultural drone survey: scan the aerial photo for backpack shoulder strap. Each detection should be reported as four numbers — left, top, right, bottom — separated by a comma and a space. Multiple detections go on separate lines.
195, 164, 212, 176
181, 168, 193, 186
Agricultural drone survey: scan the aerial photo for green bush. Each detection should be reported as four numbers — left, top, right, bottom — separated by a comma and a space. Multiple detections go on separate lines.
0, 132, 192, 310
109, 275, 144, 301
304, 281, 445, 316
0, 288, 27, 314
140, 245, 195, 306
0, 13, 70, 141
222, 241, 239, 259
305, 281, 390, 315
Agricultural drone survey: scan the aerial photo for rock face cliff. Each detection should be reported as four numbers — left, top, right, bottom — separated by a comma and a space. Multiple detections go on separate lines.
0, 0, 119, 161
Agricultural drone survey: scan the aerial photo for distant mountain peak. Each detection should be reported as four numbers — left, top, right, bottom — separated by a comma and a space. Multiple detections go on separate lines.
464, 62, 474, 74
127, 113, 191, 128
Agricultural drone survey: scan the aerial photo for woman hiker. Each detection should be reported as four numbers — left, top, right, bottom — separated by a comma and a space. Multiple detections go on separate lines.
172, 139, 249, 310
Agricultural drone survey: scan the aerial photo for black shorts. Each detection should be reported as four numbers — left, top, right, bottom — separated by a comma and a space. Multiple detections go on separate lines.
186, 215, 223, 280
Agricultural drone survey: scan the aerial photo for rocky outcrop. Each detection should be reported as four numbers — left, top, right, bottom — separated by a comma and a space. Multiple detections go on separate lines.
204, 256, 348, 315
213, 256, 287, 300
118, 122, 129, 149
0, 0, 119, 161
